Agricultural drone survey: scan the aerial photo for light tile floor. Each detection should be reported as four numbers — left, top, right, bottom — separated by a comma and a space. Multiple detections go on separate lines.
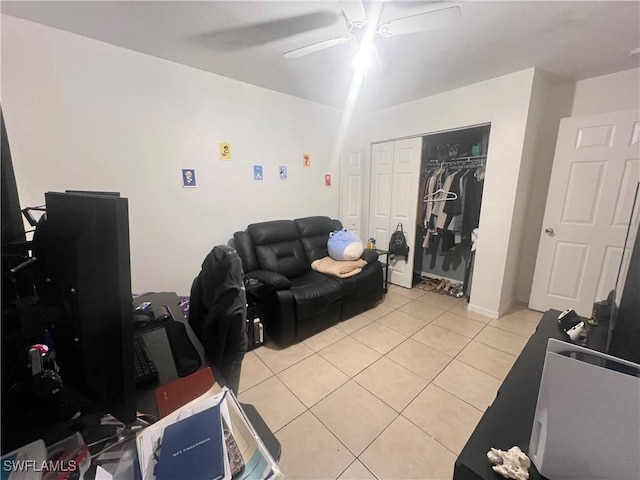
237, 285, 542, 480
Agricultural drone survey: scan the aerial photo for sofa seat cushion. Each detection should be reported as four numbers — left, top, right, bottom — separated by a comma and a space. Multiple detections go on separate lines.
338, 262, 384, 319
289, 270, 343, 318
335, 261, 383, 296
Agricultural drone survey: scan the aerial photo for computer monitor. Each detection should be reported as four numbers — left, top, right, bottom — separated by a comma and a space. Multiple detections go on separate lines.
34, 191, 136, 424
64, 190, 121, 197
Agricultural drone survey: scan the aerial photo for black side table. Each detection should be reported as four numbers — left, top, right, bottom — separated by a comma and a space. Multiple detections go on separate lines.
375, 249, 390, 293
245, 279, 265, 350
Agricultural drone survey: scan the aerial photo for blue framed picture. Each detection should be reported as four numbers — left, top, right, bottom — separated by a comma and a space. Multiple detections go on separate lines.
253, 165, 263, 180
182, 168, 196, 187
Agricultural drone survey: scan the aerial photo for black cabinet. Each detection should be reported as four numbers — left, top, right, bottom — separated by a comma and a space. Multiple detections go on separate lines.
245, 280, 264, 350
454, 310, 561, 480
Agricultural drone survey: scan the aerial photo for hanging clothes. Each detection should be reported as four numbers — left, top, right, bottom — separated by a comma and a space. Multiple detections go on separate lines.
462, 171, 484, 245
445, 169, 471, 245
415, 125, 490, 294
419, 161, 484, 251
435, 170, 460, 231
419, 167, 445, 248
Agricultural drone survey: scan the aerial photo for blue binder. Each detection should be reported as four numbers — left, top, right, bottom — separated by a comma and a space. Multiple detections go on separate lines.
156, 403, 225, 480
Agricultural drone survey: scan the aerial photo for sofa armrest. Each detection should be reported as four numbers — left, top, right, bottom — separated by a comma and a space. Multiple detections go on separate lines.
247, 270, 292, 290
263, 289, 297, 346
361, 249, 379, 263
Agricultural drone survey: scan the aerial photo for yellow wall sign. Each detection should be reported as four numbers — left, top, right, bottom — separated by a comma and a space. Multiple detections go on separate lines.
220, 142, 232, 160
303, 153, 311, 167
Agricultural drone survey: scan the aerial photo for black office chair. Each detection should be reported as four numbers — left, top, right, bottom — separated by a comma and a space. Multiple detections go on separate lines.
189, 245, 248, 395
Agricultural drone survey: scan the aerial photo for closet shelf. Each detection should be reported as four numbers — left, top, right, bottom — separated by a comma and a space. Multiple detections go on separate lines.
424, 154, 487, 163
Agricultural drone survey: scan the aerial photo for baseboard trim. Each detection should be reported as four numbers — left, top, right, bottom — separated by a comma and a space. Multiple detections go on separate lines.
467, 303, 499, 319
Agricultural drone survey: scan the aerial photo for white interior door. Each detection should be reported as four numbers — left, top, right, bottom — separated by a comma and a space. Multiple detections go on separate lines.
340, 146, 363, 236
368, 137, 423, 289
529, 109, 640, 316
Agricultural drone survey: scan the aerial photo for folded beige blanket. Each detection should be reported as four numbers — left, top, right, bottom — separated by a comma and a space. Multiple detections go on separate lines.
311, 256, 367, 278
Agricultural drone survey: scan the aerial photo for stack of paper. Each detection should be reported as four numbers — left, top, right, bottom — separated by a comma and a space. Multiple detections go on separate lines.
136, 387, 282, 480
154, 402, 227, 480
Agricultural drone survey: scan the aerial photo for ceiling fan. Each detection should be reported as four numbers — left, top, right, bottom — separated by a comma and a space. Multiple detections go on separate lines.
283, 1, 462, 60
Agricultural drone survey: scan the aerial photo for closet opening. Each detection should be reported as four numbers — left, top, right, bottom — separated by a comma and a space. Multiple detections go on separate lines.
414, 123, 491, 300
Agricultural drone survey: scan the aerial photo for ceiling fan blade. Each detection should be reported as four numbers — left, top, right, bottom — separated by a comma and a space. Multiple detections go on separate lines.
378, 5, 461, 37
198, 11, 339, 51
338, 0, 367, 22
284, 35, 354, 59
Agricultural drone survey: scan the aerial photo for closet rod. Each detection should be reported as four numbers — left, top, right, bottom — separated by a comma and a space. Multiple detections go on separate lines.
423, 156, 486, 169
424, 154, 486, 164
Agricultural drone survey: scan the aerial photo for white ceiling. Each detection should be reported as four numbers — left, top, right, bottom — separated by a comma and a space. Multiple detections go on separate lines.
2, 1, 639, 112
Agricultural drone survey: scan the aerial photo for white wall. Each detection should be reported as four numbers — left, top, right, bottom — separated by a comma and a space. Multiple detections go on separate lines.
6, 14, 636, 309
507, 72, 574, 309
1, 15, 342, 295
352, 68, 639, 316
571, 68, 640, 116
351, 69, 536, 317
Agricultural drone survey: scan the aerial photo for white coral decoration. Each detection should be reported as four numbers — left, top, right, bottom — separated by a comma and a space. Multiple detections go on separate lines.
487, 446, 531, 480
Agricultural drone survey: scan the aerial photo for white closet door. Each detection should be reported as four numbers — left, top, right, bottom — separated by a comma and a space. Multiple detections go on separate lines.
388, 137, 423, 288
369, 137, 423, 289
369, 141, 395, 249
340, 145, 364, 237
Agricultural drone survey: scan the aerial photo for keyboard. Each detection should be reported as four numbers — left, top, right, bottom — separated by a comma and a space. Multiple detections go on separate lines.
133, 334, 159, 385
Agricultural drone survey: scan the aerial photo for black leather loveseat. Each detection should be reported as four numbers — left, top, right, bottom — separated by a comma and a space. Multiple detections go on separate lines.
233, 216, 384, 347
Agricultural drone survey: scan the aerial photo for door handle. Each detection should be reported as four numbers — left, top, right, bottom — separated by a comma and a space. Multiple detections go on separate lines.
544, 227, 555, 236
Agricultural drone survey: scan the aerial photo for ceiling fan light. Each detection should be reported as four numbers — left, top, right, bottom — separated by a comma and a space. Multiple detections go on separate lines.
354, 44, 373, 74
379, 24, 392, 37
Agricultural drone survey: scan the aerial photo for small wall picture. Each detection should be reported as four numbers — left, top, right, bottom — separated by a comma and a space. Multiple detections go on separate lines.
324, 174, 332, 187
253, 165, 263, 180
220, 142, 232, 160
279, 166, 288, 180
182, 168, 196, 187
303, 153, 311, 167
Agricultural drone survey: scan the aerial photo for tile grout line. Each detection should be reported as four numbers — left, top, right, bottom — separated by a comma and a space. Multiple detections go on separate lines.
243, 287, 538, 477
347, 297, 482, 461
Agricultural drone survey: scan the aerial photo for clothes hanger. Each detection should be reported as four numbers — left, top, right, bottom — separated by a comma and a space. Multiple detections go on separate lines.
424, 189, 458, 202
423, 161, 458, 202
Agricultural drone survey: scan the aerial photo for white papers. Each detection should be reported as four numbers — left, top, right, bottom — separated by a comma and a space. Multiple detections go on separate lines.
94, 466, 113, 480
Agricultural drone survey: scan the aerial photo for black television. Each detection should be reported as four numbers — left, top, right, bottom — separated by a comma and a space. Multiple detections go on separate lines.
607, 182, 640, 364
34, 191, 136, 424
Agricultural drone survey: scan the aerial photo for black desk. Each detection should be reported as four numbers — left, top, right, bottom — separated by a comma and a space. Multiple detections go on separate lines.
132, 292, 204, 414
132, 292, 281, 461
452, 309, 612, 479
453, 310, 564, 480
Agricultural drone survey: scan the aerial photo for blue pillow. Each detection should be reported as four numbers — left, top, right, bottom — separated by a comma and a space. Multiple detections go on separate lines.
327, 229, 364, 261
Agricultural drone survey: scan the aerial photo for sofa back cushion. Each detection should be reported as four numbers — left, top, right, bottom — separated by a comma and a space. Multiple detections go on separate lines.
247, 220, 309, 278
294, 216, 343, 262
233, 230, 260, 273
